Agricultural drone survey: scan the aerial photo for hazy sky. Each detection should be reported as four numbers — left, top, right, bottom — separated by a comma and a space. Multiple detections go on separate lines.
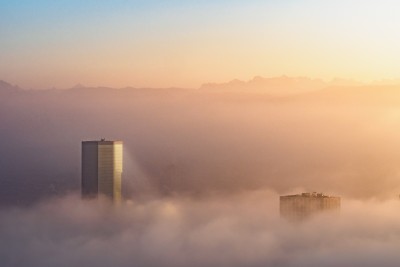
2, 0, 400, 89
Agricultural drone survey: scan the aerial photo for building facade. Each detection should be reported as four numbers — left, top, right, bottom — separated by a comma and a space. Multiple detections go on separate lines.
81, 140, 123, 204
280, 192, 340, 221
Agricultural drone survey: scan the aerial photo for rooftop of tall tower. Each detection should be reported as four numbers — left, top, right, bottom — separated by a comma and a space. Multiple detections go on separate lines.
82, 140, 123, 144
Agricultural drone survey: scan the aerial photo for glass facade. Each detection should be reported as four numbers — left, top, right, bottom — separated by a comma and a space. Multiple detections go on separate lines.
82, 140, 123, 204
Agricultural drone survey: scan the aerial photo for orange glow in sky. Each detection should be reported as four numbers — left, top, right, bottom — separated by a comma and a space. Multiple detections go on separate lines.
2, 0, 400, 89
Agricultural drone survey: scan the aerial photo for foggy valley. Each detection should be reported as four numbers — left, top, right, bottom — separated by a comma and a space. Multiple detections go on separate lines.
2, 77, 400, 206
3, 77, 400, 266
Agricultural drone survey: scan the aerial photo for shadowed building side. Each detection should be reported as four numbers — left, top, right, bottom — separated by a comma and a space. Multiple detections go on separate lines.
81, 140, 123, 204
81, 142, 98, 198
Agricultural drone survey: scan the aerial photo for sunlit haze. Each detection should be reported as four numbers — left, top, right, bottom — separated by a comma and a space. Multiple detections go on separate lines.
3, 1, 400, 267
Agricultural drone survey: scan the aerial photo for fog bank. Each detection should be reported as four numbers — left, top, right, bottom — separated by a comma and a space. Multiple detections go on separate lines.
2, 192, 400, 267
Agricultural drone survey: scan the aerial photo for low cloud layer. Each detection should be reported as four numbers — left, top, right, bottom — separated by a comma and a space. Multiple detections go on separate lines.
2, 191, 400, 267
3, 74, 400, 265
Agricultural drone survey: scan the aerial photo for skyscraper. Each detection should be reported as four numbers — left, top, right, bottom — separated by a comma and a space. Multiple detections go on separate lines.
280, 192, 340, 221
81, 139, 123, 204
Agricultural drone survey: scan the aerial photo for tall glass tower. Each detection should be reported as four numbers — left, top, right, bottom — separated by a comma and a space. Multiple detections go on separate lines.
81, 139, 123, 204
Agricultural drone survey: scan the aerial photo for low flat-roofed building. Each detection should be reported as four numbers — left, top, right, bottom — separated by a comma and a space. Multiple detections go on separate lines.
280, 192, 340, 221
